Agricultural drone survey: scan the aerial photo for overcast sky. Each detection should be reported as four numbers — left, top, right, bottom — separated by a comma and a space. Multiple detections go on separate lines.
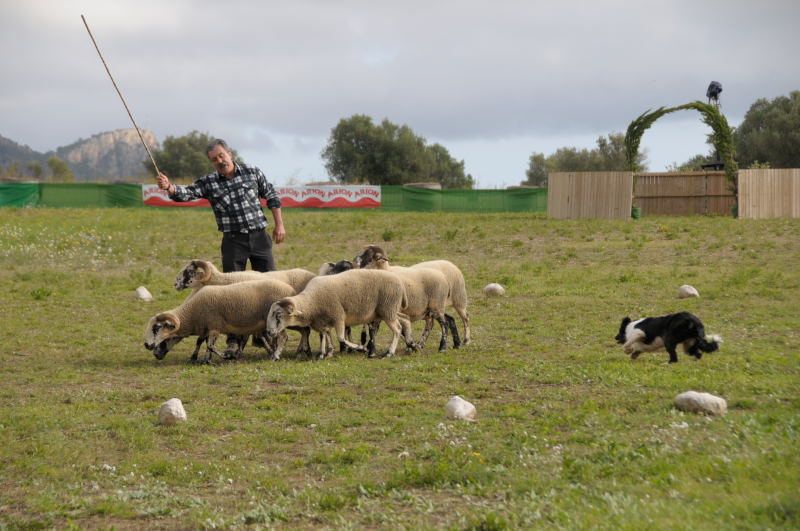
1, 0, 798, 188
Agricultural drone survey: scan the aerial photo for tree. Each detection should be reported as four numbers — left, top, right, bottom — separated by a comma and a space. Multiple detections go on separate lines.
735, 90, 800, 168
149, 131, 238, 180
426, 143, 475, 189
321, 115, 474, 188
524, 153, 548, 186
27, 161, 43, 179
46, 156, 74, 182
523, 133, 643, 186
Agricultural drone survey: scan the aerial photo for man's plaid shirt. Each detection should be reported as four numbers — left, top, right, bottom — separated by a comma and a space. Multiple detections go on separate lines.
169, 162, 281, 233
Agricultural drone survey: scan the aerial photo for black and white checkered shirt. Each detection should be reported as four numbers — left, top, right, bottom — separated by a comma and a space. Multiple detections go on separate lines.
170, 162, 281, 233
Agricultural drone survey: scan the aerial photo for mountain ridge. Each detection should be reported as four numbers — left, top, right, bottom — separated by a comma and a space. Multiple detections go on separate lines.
0, 129, 160, 181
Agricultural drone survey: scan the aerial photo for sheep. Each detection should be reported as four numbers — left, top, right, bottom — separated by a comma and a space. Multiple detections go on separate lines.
174, 259, 316, 356
318, 260, 361, 352
354, 245, 470, 347
265, 269, 415, 359
360, 250, 451, 353
144, 278, 296, 363
175, 259, 315, 293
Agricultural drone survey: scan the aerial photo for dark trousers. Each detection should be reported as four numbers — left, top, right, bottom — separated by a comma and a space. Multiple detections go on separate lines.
221, 229, 276, 273
221, 229, 275, 352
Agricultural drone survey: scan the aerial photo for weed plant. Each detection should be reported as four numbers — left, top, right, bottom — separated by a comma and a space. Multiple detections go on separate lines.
0, 208, 798, 529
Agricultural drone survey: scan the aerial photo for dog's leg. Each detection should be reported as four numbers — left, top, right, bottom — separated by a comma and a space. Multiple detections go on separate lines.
664, 340, 679, 363
630, 350, 641, 360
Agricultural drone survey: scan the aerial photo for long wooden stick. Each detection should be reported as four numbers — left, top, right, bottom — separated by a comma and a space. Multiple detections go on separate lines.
81, 14, 160, 176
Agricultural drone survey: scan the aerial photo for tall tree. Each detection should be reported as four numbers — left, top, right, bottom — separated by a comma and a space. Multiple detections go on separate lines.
46, 156, 74, 182
322, 115, 473, 188
735, 90, 800, 168
149, 131, 238, 180
27, 161, 44, 179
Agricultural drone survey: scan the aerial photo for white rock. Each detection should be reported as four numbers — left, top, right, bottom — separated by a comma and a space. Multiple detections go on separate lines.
136, 286, 154, 301
445, 395, 476, 421
674, 391, 727, 416
483, 283, 505, 296
158, 398, 187, 425
677, 284, 700, 299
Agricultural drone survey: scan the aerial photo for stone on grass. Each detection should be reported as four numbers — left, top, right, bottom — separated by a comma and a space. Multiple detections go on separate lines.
483, 283, 505, 296
158, 398, 187, 425
136, 286, 154, 301
677, 284, 700, 299
445, 395, 476, 421
674, 391, 727, 416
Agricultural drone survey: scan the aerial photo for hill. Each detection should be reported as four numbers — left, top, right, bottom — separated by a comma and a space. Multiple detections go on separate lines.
0, 129, 159, 181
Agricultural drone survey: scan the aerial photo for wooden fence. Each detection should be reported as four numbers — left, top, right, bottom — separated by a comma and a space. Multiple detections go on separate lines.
635, 171, 735, 216
738, 169, 800, 219
547, 172, 633, 219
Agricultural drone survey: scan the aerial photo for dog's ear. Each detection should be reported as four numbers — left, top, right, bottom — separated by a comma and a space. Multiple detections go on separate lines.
621, 317, 631, 327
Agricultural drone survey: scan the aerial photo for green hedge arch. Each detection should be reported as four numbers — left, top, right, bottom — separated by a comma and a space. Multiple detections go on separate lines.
624, 101, 739, 198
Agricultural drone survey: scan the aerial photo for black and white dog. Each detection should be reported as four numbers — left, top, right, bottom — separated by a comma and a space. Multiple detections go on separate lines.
615, 311, 722, 363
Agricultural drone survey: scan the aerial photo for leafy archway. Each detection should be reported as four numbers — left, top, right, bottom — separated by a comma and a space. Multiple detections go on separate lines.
624, 102, 738, 199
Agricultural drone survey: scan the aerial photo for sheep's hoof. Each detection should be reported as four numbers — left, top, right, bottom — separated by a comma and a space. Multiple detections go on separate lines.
380, 351, 394, 358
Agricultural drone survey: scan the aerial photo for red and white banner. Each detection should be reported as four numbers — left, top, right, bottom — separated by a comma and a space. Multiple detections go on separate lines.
142, 185, 381, 208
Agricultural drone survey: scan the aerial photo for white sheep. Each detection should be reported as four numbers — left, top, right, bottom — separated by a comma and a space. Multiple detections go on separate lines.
175, 259, 315, 293
361, 250, 451, 353
144, 278, 296, 363
354, 245, 470, 347
174, 259, 316, 356
265, 269, 414, 359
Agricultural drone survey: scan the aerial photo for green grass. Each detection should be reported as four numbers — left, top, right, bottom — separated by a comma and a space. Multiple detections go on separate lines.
0, 207, 798, 529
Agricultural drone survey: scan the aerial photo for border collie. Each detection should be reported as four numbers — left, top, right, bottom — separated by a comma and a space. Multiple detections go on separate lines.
615, 311, 722, 363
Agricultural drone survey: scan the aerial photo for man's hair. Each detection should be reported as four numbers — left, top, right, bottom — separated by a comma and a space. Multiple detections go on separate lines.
206, 138, 231, 155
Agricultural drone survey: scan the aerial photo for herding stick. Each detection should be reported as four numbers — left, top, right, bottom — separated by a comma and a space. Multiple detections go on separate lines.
81, 14, 161, 176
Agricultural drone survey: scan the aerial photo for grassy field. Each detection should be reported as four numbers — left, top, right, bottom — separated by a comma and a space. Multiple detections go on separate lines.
0, 207, 798, 530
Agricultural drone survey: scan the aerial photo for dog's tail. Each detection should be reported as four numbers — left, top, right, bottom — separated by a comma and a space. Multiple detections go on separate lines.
698, 333, 722, 353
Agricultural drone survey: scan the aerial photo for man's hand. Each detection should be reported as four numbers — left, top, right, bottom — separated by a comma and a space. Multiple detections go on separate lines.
156, 172, 173, 194
273, 224, 286, 244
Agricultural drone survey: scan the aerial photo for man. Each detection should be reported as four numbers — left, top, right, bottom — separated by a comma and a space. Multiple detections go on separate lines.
156, 139, 285, 358
156, 139, 285, 272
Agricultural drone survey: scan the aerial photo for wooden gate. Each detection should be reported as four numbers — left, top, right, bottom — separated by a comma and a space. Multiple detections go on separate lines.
634, 171, 735, 216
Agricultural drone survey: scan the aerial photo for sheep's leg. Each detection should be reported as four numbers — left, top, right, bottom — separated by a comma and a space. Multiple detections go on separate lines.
398, 316, 417, 353
366, 321, 380, 357
270, 331, 287, 361
293, 326, 312, 360
454, 306, 470, 345
317, 330, 336, 360
334, 323, 368, 355
324, 331, 335, 359
445, 313, 461, 349
431, 310, 449, 352
418, 314, 436, 350
380, 318, 403, 358
340, 325, 354, 353
204, 331, 226, 364
189, 336, 206, 362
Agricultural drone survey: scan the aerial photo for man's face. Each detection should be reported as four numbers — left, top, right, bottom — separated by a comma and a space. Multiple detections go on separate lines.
207, 145, 235, 177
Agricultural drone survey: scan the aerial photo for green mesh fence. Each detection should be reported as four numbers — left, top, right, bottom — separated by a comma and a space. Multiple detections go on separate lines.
0, 183, 547, 212
0, 183, 39, 207
380, 186, 546, 212
37, 183, 142, 207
